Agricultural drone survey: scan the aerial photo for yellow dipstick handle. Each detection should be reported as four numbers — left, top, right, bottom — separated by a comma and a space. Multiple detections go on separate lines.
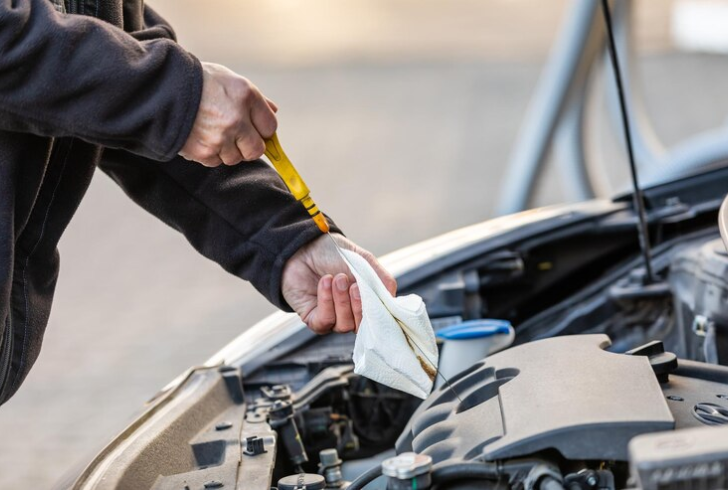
264, 133, 330, 234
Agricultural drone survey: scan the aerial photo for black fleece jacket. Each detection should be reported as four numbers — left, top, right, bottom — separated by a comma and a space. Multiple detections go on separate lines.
0, 0, 333, 405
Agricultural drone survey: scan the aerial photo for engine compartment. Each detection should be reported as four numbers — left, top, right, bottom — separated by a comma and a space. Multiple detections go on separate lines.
233, 231, 728, 490
230, 336, 728, 490
70, 188, 728, 490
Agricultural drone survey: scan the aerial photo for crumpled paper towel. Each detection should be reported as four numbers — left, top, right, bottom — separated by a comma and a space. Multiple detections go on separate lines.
338, 249, 438, 399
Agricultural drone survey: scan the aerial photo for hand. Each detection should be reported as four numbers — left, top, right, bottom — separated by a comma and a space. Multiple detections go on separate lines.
179, 62, 278, 167
282, 234, 397, 334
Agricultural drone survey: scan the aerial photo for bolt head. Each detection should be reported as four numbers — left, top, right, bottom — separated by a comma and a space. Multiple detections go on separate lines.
319, 448, 342, 467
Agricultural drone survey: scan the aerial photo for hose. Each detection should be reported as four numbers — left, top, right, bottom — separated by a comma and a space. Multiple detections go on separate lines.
431, 463, 502, 484
431, 459, 562, 487
346, 464, 383, 490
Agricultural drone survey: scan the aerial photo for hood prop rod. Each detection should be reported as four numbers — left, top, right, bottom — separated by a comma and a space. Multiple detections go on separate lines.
600, 0, 655, 285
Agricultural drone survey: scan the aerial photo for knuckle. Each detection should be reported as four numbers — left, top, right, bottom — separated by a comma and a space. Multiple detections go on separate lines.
244, 140, 265, 161
236, 84, 256, 105
197, 147, 217, 160
221, 157, 239, 166
261, 116, 278, 138
253, 138, 265, 154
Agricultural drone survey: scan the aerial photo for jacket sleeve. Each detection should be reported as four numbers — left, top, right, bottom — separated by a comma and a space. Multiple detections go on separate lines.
0, 0, 201, 161
98, 150, 341, 311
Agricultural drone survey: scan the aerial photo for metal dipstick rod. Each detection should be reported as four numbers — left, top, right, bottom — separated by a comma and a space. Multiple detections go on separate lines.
601, 0, 656, 285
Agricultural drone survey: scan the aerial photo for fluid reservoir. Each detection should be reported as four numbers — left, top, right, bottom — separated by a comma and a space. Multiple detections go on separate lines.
436, 319, 514, 386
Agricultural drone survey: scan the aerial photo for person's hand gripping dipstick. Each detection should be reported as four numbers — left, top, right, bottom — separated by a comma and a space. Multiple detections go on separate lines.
179, 62, 278, 166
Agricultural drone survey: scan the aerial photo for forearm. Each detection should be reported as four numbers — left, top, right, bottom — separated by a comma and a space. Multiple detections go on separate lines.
0, 0, 201, 160
99, 150, 341, 309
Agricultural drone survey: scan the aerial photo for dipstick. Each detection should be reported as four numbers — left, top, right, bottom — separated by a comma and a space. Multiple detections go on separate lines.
264, 133, 330, 234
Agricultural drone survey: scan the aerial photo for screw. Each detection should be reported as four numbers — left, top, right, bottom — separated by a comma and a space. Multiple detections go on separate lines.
667, 395, 684, 402
215, 421, 233, 431
204, 481, 224, 489
717, 394, 728, 400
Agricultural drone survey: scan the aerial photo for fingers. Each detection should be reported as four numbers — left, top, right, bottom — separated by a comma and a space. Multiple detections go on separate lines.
332, 274, 356, 333
233, 101, 274, 161
307, 274, 358, 335
284, 234, 397, 336
234, 92, 275, 160
235, 127, 266, 161
266, 97, 279, 113
309, 275, 336, 334
218, 142, 245, 166
350, 283, 363, 332
251, 96, 278, 139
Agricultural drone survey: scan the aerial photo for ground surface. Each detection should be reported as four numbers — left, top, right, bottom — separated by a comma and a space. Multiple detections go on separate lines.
2, 1, 728, 488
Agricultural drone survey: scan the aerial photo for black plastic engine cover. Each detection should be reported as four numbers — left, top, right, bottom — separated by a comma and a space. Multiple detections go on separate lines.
397, 335, 676, 462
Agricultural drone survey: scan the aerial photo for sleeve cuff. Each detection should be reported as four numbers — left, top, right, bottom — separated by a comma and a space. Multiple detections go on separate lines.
161, 53, 203, 160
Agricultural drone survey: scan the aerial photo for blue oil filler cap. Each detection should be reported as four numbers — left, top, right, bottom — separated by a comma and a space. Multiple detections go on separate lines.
436, 319, 512, 341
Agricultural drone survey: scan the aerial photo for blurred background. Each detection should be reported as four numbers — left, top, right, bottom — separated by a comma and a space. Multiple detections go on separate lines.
3, 0, 728, 487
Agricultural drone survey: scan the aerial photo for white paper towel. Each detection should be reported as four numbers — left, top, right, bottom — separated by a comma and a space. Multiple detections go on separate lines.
338, 249, 438, 399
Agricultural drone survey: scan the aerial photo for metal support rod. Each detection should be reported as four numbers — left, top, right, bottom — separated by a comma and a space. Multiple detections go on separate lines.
603, 0, 665, 171
600, 0, 655, 284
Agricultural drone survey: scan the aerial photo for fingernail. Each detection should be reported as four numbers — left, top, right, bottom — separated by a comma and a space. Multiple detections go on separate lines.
351, 284, 361, 300
335, 275, 348, 291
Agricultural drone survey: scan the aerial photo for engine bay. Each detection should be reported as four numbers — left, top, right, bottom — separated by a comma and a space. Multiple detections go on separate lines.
72, 191, 728, 490
225, 230, 728, 490
233, 334, 728, 490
